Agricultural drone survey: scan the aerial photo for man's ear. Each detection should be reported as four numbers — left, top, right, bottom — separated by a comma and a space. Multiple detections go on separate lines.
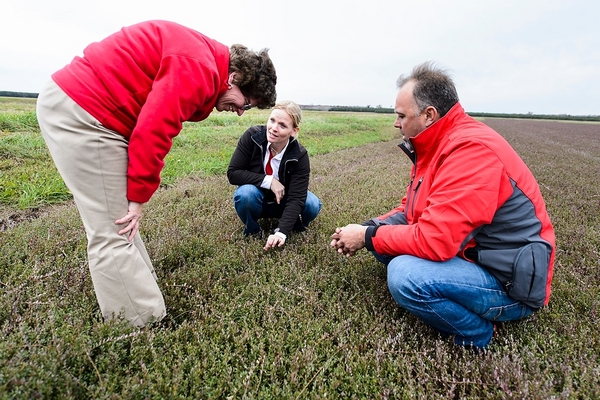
424, 106, 439, 127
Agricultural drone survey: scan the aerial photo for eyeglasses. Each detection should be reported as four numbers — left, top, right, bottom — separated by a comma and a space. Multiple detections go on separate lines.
241, 99, 253, 111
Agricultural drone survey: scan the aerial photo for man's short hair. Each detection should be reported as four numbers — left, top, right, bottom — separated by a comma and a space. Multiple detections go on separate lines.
397, 61, 459, 117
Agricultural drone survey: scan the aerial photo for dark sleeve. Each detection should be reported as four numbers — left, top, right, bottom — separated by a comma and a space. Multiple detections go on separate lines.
227, 126, 266, 186
276, 151, 310, 235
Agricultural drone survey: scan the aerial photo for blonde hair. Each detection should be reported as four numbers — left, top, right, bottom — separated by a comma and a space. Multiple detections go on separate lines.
272, 100, 302, 129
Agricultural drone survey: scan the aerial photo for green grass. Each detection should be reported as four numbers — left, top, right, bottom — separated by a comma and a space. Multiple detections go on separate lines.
0, 130, 72, 208
161, 109, 396, 185
1, 103, 599, 398
0, 103, 395, 209
0, 112, 38, 133
0, 97, 37, 114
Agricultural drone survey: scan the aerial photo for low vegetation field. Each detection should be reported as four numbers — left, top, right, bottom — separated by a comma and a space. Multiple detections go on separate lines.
1, 97, 599, 398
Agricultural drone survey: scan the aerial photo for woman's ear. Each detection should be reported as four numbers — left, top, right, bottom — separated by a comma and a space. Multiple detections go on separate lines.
227, 72, 236, 87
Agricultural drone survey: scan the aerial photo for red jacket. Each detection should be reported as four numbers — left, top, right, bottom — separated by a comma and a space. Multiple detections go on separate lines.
365, 103, 555, 307
52, 20, 230, 203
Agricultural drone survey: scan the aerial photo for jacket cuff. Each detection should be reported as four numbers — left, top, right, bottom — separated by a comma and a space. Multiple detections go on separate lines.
364, 225, 379, 251
275, 227, 291, 236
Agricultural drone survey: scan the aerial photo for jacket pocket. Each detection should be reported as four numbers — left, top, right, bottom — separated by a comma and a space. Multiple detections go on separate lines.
476, 242, 550, 310
507, 243, 549, 310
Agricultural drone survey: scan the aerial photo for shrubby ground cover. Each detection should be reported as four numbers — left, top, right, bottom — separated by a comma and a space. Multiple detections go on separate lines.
0, 97, 599, 398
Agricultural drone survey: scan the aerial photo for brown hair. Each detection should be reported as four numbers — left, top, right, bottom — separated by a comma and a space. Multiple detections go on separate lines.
229, 45, 277, 109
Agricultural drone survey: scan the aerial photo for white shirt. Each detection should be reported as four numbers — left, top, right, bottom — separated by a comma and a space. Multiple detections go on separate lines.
261, 141, 289, 189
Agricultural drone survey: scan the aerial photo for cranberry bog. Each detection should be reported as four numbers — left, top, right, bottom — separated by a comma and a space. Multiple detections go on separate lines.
1, 112, 599, 398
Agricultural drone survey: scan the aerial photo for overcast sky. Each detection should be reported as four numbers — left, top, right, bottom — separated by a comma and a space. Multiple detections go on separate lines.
2, 0, 598, 115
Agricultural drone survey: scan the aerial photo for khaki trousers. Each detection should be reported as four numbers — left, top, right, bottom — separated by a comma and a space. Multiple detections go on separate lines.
36, 80, 166, 326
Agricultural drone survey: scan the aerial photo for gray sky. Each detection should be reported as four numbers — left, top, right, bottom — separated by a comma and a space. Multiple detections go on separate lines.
2, 0, 599, 115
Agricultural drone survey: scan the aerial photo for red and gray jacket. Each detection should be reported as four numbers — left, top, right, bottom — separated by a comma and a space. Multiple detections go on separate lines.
52, 20, 230, 203
364, 103, 555, 309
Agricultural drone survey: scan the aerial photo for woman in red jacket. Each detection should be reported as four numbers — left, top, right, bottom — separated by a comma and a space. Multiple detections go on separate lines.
36, 20, 277, 327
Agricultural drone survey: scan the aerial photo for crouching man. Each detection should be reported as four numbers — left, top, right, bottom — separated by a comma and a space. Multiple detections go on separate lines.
331, 62, 555, 350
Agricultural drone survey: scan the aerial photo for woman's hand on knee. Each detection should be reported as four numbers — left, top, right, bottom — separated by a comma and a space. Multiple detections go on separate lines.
115, 201, 143, 241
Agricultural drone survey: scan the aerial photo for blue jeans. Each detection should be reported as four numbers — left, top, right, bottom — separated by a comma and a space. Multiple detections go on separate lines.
385, 255, 533, 348
233, 184, 322, 235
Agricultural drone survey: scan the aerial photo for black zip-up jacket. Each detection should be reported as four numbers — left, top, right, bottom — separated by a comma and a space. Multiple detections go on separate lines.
227, 125, 311, 236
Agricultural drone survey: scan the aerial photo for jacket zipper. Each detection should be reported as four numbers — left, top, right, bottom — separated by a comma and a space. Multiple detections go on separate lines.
409, 177, 423, 218
402, 144, 421, 220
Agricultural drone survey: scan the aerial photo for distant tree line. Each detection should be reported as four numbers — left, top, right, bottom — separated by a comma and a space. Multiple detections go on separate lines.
328, 106, 394, 114
467, 112, 600, 122
1, 95, 596, 122
325, 106, 600, 122
0, 91, 38, 98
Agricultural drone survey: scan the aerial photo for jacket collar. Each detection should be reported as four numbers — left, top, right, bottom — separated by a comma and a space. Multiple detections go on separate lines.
408, 102, 465, 159
216, 46, 234, 101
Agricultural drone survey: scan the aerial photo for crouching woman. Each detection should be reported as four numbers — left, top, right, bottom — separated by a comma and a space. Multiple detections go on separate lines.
227, 100, 322, 250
